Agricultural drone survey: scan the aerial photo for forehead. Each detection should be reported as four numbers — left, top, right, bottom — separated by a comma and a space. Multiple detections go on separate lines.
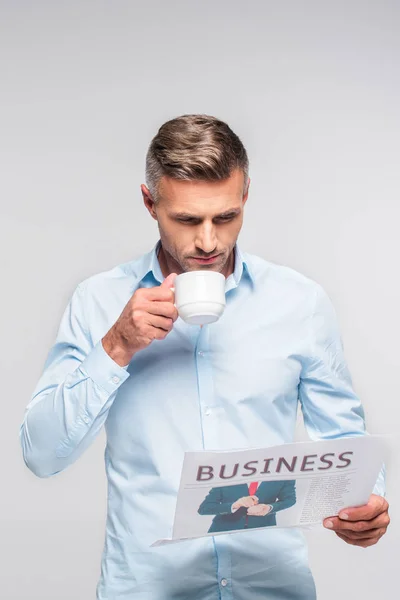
157, 169, 245, 214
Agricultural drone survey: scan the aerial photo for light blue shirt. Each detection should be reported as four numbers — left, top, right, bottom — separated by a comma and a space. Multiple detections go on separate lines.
20, 240, 384, 600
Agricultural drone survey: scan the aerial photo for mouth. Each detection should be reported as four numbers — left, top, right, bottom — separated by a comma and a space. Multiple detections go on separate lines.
190, 254, 221, 265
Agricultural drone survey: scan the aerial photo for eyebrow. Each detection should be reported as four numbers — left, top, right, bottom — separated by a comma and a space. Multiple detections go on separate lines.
170, 208, 241, 220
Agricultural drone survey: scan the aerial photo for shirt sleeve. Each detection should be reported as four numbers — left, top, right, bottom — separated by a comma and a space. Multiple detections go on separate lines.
197, 487, 237, 516
19, 282, 130, 478
298, 283, 385, 497
267, 480, 297, 514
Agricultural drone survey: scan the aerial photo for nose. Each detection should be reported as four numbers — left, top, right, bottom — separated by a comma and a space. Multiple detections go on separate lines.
195, 222, 218, 255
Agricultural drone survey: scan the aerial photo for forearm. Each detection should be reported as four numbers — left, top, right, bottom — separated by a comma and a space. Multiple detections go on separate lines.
19, 339, 129, 477
102, 329, 134, 367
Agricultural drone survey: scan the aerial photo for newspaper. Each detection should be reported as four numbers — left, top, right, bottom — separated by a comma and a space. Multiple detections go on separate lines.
152, 435, 388, 547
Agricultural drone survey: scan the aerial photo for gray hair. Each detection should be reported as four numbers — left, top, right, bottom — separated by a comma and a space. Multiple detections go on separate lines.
145, 114, 249, 202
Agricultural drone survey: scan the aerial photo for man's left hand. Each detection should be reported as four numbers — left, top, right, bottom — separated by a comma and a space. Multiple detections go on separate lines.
323, 494, 390, 548
247, 503, 273, 516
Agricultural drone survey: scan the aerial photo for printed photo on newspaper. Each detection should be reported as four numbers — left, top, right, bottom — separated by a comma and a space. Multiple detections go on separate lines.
152, 435, 388, 547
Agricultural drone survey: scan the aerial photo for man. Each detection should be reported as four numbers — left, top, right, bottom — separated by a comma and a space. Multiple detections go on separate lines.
198, 480, 296, 533
20, 114, 390, 600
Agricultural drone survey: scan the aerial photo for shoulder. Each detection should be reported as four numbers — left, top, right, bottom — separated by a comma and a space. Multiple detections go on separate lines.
243, 252, 343, 338
75, 254, 146, 301
243, 250, 324, 302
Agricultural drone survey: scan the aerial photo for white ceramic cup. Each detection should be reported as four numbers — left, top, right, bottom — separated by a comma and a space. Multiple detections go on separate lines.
171, 271, 226, 325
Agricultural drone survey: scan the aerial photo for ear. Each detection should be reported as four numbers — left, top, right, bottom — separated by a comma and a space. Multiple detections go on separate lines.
141, 184, 158, 220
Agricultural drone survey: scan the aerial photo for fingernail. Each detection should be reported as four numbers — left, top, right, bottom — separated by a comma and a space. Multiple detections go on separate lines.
340, 513, 349, 520
324, 520, 333, 528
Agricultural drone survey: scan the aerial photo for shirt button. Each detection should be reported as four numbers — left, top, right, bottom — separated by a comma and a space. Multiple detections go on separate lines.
112, 376, 120, 384
82, 416, 90, 424
220, 578, 228, 587
204, 407, 211, 416
197, 351, 204, 357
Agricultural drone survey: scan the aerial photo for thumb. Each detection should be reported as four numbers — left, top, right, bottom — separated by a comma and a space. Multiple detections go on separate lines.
160, 272, 177, 290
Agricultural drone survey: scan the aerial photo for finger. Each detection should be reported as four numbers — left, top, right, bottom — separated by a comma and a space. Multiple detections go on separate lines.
333, 526, 387, 540
251, 505, 265, 515
148, 315, 174, 332
247, 507, 260, 515
324, 512, 390, 533
335, 531, 380, 548
140, 286, 175, 303
245, 499, 257, 507
160, 272, 177, 290
150, 326, 170, 341
337, 494, 388, 522
145, 301, 179, 320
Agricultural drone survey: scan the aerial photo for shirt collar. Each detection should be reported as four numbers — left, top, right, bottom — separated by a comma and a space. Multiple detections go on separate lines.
134, 240, 255, 290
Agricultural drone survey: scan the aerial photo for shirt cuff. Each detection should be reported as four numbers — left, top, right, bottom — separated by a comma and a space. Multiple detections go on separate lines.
79, 339, 131, 395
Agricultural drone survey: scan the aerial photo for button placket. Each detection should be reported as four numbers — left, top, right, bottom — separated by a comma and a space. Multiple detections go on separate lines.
213, 536, 232, 599
195, 326, 219, 449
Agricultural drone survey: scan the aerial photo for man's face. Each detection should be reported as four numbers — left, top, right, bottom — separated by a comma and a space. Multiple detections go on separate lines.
142, 168, 249, 276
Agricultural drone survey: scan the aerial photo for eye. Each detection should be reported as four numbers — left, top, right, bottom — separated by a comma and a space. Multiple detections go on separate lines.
215, 215, 235, 223
177, 218, 198, 224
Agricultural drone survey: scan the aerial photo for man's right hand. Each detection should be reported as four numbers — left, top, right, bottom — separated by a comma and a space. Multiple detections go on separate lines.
231, 495, 259, 512
102, 272, 178, 366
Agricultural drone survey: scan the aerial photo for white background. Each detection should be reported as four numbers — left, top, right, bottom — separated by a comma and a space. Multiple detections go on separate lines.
1, 1, 399, 598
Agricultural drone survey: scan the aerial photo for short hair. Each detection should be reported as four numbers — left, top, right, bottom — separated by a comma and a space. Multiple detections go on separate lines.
145, 114, 249, 202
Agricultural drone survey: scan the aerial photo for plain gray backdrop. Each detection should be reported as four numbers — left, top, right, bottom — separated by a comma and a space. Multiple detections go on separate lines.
1, 1, 399, 598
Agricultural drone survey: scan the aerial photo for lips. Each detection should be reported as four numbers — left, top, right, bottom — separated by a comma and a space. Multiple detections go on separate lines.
191, 254, 220, 263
